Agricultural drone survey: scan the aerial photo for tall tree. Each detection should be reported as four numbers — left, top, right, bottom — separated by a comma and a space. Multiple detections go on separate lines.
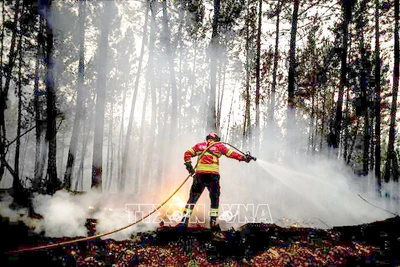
92, 0, 113, 190
0, 1, 5, 181
287, 0, 299, 112
269, 0, 281, 125
64, 0, 86, 190
41, 0, 60, 194
33, 17, 44, 192
355, 0, 370, 174
335, 0, 355, 152
162, 0, 178, 143
1, 0, 21, 182
207, 0, 220, 131
384, 0, 400, 182
14, 4, 24, 190
120, 3, 149, 192
143, 1, 157, 189
374, 0, 381, 188
286, 0, 299, 150
243, 0, 251, 140
255, 0, 262, 129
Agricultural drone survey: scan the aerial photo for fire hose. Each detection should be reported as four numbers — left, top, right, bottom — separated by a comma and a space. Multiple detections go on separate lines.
9, 142, 255, 253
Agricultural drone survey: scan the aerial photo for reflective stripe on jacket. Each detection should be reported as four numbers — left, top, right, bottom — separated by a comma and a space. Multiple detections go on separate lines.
184, 141, 243, 174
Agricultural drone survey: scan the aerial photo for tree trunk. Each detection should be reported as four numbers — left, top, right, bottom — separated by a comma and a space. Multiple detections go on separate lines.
319, 93, 326, 151
0, 1, 4, 182
308, 16, 318, 155
343, 88, 350, 159
225, 88, 236, 142
144, 78, 157, 190
0, 0, 4, 94
255, 0, 262, 129
347, 118, 361, 165
162, 0, 178, 144
287, 0, 299, 112
335, 0, 353, 152
287, 0, 299, 152
270, 1, 280, 124
32, 17, 44, 192
144, 3, 157, 189
1, 0, 20, 182
92, 1, 113, 190
75, 102, 91, 191
356, 0, 370, 175
384, 0, 399, 182
43, 0, 59, 195
208, 0, 220, 131
133, 84, 149, 193
107, 144, 114, 192
14, 13, 24, 191
106, 101, 114, 192
216, 59, 226, 131
120, 2, 149, 192
118, 67, 129, 188
243, 0, 251, 144
64, 0, 86, 190
374, 0, 381, 188
343, 28, 353, 160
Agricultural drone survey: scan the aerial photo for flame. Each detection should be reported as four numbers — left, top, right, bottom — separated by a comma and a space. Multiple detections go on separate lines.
88, 206, 95, 210
172, 195, 186, 209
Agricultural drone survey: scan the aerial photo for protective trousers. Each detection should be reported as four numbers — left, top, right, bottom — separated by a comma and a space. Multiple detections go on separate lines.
181, 173, 220, 226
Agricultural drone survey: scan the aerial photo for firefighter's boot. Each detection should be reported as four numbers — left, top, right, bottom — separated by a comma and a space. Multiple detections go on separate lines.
175, 207, 191, 232
210, 216, 220, 231
210, 216, 225, 241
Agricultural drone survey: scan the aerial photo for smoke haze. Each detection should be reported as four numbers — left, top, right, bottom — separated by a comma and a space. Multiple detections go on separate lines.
0, 0, 398, 242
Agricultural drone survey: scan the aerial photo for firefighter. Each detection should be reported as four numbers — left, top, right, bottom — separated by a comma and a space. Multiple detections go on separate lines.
179, 131, 253, 230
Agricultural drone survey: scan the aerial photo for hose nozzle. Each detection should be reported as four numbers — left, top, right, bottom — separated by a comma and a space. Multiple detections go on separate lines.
245, 151, 257, 162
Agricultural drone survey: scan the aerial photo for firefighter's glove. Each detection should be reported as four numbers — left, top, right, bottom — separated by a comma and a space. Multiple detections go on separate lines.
243, 153, 252, 163
184, 162, 195, 175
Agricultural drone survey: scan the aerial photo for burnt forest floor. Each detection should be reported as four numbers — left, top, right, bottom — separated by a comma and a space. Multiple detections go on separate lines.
1, 215, 400, 266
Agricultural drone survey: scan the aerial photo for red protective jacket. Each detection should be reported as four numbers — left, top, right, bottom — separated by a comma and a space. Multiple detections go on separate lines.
184, 141, 244, 174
